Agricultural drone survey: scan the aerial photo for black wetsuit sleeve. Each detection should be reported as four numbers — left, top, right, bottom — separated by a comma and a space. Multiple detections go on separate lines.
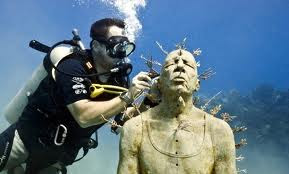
55, 58, 90, 105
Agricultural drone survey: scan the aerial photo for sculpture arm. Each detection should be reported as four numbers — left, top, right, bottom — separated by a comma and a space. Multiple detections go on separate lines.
213, 120, 237, 174
117, 118, 142, 174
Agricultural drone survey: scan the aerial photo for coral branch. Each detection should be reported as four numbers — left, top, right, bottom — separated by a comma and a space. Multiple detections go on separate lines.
220, 112, 237, 122
235, 139, 247, 149
199, 68, 216, 80
237, 168, 247, 174
232, 126, 247, 133
140, 54, 161, 77
132, 103, 142, 115
120, 105, 134, 121
236, 155, 245, 162
210, 104, 222, 116
140, 55, 162, 67
193, 48, 202, 56
100, 114, 122, 128
156, 41, 168, 55
175, 37, 187, 50
201, 91, 222, 111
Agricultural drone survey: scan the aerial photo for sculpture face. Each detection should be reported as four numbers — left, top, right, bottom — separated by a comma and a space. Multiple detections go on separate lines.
160, 49, 199, 96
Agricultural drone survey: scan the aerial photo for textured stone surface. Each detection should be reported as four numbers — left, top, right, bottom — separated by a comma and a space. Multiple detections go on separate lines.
117, 49, 237, 174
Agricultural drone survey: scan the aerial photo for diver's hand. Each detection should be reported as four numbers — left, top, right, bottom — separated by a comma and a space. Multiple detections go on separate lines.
128, 72, 152, 99
146, 76, 161, 104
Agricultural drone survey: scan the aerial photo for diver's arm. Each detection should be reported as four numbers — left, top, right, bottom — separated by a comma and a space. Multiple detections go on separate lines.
117, 118, 141, 174
67, 97, 127, 128
68, 72, 151, 128
213, 119, 237, 174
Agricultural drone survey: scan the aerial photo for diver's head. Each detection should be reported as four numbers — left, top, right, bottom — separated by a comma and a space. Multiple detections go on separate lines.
159, 49, 200, 97
90, 18, 135, 71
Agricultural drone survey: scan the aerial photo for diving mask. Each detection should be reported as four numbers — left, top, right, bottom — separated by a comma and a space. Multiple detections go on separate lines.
98, 36, 135, 59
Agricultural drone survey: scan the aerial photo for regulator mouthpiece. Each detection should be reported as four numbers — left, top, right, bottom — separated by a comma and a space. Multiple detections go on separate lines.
111, 61, 133, 76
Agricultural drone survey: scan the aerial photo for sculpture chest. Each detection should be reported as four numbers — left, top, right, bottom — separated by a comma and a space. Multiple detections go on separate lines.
139, 119, 215, 174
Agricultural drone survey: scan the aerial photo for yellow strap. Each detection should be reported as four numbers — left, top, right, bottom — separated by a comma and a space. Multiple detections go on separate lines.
103, 89, 123, 94
89, 84, 128, 98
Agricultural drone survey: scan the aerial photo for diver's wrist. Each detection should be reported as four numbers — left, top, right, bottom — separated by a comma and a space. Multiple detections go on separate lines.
119, 91, 134, 105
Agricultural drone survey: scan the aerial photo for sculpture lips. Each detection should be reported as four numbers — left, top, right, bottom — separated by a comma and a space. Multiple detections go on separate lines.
173, 76, 186, 82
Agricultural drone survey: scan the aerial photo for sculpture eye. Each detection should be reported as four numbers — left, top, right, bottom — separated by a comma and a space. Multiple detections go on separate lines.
164, 62, 173, 69
183, 59, 195, 69
164, 59, 176, 68
186, 63, 195, 69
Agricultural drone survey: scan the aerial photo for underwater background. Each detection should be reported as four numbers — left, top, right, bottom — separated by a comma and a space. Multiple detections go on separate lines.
0, 0, 288, 173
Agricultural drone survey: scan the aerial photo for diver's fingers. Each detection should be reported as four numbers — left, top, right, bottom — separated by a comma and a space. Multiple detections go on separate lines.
134, 85, 150, 92
129, 72, 152, 97
131, 77, 151, 87
135, 81, 151, 88
134, 72, 152, 82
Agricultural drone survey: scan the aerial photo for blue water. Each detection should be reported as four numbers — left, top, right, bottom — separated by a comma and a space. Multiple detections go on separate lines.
0, 0, 288, 173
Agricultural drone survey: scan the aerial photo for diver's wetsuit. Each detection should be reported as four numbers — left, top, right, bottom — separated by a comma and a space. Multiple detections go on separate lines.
0, 51, 128, 173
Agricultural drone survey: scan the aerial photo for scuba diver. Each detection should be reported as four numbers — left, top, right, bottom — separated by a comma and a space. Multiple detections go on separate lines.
0, 18, 152, 174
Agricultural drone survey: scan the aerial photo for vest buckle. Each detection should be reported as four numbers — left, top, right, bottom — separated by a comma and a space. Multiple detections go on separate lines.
54, 124, 67, 146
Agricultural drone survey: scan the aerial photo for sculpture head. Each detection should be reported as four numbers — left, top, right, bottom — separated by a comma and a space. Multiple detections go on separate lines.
158, 49, 200, 98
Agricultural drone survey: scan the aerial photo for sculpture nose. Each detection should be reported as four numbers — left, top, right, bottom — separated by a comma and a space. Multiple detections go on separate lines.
176, 58, 184, 68
174, 58, 185, 73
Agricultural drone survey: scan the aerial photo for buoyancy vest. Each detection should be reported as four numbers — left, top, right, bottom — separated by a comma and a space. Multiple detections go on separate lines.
16, 50, 129, 173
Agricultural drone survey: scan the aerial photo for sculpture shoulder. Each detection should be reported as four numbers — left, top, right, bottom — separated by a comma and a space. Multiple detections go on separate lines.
123, 115, 143, 132
207, 115, 233, 134
121, 114, 145, 140
206, 114, 235, 146
205, 112, 237, 173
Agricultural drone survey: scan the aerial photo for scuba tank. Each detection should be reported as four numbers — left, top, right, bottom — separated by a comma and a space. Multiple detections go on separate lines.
4, 29, 133, 124
3, 29, 83, 124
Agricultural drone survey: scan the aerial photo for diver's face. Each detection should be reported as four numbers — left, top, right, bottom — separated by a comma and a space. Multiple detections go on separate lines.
160, 49, 198, 95
93, 25, 126, 70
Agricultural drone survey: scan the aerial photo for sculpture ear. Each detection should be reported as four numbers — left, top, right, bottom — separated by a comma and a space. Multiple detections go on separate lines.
156, 77, 161, 90
195, 79, 200, 92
